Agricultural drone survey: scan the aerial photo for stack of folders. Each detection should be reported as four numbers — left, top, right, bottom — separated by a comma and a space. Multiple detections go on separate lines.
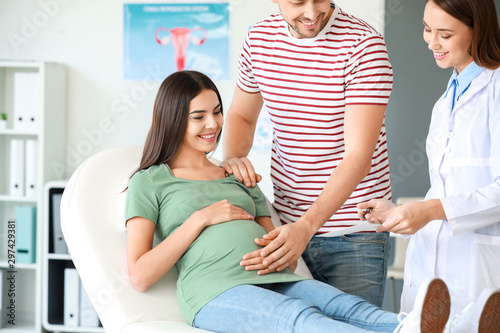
64, 268, 101, 328
9, 71, 40, 198
9, 138, 38, 198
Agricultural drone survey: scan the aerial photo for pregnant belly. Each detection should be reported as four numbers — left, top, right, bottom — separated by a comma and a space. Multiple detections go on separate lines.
178, 219, 268, 274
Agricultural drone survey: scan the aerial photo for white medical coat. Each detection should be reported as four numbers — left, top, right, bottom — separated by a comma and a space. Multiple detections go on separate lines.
400, 68, 500, 313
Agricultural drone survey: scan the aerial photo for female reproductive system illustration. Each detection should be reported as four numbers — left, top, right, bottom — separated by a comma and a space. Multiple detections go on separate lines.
155, 27, 207, 71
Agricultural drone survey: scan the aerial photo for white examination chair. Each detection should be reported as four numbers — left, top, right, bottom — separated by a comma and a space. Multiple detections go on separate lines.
60, 145, 312, 333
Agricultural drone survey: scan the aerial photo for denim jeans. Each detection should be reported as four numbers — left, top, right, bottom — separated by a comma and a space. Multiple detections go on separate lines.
193, 280, 399, 332
302, 232, 390, 307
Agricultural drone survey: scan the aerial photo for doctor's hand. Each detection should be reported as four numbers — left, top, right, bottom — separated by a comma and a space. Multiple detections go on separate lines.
242, 223, 311, 275
220, 157, 262, 188
374, 199, 446, 235
357, 199, 397, 224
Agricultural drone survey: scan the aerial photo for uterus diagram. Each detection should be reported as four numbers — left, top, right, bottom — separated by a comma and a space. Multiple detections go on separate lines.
155, 27, 207, 71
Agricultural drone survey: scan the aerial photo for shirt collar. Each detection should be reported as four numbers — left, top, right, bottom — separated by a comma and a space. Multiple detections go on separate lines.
446, 61, 485, 97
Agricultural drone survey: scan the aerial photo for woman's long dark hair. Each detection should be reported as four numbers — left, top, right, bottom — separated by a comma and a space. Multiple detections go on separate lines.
428, 0, 500, 69
132, 70, 223, 178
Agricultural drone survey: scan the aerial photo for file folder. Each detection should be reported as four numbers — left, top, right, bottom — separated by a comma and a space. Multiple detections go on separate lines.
15, 205, 37, 264
25, 139, 38, 198
9, 139, 25, 197
51, 191, 68, 254
13, 72, 41, 132
64, 268, 80, 327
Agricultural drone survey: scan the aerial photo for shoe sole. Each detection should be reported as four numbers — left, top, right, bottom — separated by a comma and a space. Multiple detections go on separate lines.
478, 291, 500, 333
420, 279, 451, 333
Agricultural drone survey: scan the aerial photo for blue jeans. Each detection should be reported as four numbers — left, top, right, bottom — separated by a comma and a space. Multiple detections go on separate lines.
302, 232, 390, 307
193, 280, 399, 332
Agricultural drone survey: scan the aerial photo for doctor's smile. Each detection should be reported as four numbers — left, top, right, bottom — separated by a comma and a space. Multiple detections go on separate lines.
433, 52, 449, 60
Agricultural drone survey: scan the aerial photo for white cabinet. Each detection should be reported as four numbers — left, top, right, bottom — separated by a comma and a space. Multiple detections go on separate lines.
0, 61, 66, 333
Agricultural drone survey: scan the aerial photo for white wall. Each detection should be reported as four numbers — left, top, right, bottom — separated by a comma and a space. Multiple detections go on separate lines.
0, 0, 384, 196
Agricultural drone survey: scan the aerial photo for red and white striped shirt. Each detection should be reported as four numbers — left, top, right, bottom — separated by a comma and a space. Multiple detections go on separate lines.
237, 5, 393, 235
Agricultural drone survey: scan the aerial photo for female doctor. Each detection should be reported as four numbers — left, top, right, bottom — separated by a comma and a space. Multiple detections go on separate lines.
358, 0, 500, 317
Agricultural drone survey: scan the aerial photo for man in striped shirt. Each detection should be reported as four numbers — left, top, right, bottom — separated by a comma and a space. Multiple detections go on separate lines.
222, 0, 393, 307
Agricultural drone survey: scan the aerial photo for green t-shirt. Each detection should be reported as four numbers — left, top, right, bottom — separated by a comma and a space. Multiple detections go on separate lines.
125, 164, 306, 325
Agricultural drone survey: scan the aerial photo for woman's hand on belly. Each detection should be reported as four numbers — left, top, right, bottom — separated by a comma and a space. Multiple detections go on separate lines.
193, 199, 254, 228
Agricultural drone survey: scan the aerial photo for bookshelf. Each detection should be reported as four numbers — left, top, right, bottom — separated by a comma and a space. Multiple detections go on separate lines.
42, 181, 104, 332
0, 61, 66, 333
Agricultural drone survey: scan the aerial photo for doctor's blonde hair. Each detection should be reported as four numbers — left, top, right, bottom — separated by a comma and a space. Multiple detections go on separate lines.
428, 0, 500, 69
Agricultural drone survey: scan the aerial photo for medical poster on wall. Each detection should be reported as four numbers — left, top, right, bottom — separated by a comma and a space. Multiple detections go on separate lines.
123, 3, 230, 81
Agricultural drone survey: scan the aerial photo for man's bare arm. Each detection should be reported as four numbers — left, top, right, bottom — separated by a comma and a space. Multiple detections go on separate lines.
221, 87, 264, 186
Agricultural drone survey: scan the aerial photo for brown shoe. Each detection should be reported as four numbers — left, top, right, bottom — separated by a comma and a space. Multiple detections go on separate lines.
475, 288, 500, 333
396, 278, 451, 333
